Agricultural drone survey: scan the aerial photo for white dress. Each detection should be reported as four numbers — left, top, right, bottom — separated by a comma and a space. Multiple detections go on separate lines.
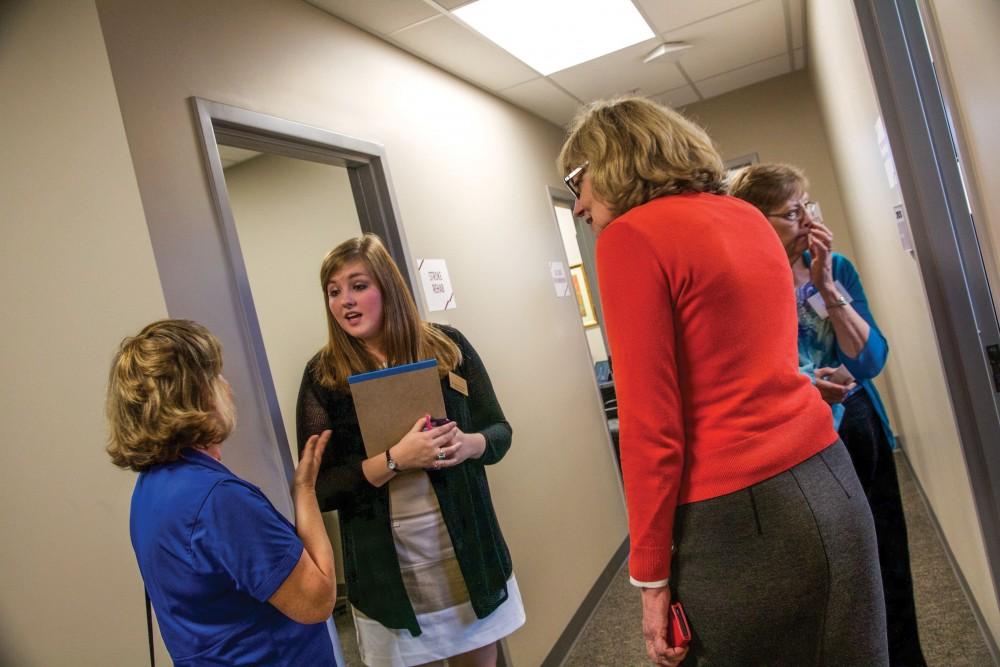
353, 471, 525, 667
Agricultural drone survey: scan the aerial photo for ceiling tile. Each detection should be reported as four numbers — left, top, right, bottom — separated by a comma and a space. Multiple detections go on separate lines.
392, 15, 539, 91
694, 52, 791, 99
789, 0, 804, 49
305, 0, 438, 36
652, 85, 701, 108
660, 0, 787, 81
793, 48, 804, 70
435, 0, 475, 8
636, 0, 757, 34
549, 38, 687, 102
499, 78, 583, 127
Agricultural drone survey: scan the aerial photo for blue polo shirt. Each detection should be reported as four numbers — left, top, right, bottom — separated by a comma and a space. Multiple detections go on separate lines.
130, 448, 336, 666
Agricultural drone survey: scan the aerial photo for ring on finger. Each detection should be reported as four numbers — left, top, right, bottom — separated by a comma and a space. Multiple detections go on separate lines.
436, 450, 447, 460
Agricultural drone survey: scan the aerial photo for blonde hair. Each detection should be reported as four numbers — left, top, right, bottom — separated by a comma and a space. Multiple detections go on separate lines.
557, 96, 726, 216
315, 234, 460, 390
106, 319, 234, 472
728, 163, 809, 215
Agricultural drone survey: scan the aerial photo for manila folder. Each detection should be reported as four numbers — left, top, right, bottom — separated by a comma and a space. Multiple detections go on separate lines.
347, 359, 447, 457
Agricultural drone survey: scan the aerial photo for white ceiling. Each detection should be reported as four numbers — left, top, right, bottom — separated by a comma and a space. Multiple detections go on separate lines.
305, 0, 806, 127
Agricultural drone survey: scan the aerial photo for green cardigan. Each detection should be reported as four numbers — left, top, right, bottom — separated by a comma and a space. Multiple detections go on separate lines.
296, 325, 513, 636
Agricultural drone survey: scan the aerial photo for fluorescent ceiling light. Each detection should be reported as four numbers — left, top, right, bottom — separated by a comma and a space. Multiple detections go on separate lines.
453, 0, 655, 76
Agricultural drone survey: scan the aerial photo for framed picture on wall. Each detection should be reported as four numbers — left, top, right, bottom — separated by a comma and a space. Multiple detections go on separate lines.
570, 264, 598, 328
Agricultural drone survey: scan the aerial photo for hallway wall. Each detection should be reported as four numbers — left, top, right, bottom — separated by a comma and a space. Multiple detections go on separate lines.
806, 0, 1000, 643
683, 69, 857, 259
93, 0, 627, 664
0, 0, 169, 664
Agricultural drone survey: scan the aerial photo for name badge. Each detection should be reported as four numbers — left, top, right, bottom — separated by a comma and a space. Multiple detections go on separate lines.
448, 371, 469, 396
806, 280, 853, 319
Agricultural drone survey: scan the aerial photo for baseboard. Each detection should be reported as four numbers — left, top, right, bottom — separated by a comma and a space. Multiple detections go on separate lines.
539, 537, 630, 667
897, 447, 1000, 664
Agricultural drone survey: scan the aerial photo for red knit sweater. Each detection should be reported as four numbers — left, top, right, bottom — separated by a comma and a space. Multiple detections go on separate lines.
597, 193, 837, 583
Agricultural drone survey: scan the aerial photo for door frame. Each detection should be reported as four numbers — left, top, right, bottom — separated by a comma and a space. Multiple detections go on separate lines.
192, 97, 420, 481
853, 0, 1000, 610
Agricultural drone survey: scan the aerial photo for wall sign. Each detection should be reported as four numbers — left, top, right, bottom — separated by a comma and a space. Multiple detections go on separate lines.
549, 261, 571, 297
416, 258, 456, 312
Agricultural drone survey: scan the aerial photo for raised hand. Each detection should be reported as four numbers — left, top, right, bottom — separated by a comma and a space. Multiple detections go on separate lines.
295, 430, 331, 493
807, 220, 835, 290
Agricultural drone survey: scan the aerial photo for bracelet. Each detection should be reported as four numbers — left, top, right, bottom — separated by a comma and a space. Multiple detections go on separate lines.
825, 294, 848, 309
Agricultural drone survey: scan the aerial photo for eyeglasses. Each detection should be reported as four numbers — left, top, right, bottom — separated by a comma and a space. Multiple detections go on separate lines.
768, 200, 822, 223
563, 161, 588, 199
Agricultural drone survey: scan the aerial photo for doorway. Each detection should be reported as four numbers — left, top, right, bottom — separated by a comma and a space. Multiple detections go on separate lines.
548, 188, 621, 473
194, 98, 424, 666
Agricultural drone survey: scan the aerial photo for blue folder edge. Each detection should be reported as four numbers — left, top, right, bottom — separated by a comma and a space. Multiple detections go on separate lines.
347, 358, 438, 385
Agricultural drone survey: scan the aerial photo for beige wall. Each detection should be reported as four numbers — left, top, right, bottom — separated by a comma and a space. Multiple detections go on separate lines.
0, 0, 169, 664
94, 0, 627, 664
682, 69, 857, 259
807, 0, 1000, 642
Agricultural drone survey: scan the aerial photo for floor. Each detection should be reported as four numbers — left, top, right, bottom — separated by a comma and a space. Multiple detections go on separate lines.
332, 451, 995, 666
563, 452, 995, 666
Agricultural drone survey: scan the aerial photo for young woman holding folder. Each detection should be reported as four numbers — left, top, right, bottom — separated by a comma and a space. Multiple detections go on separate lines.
296, 234, 524, 667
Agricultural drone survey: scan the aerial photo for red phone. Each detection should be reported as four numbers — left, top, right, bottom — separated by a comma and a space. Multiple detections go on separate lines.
423, 416, 451, 430
668, 601, 691, 649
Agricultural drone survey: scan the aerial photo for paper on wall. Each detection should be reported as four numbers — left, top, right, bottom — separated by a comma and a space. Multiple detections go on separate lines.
549, 261, 571, 297
416, 258, 457, 312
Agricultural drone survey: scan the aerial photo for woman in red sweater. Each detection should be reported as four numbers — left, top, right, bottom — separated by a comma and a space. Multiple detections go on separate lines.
558, 97, 887, 666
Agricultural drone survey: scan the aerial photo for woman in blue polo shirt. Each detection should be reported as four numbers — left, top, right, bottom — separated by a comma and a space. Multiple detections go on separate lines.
106, 319, 338, 666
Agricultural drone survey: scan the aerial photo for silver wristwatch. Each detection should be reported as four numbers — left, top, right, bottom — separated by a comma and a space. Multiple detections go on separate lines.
385, 448, 399, 473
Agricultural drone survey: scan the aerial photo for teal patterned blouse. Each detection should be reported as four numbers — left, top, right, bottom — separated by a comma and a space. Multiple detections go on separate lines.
797, 252, 896, 446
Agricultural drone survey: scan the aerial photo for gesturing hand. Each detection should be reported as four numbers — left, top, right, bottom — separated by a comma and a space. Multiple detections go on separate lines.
295, 430, 331, 494
641, 587, 688, 666
391, 416, 457, 471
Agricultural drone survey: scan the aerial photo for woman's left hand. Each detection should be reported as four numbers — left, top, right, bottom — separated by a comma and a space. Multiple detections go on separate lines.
807, 221, 835, 290
432, 427, 486, 469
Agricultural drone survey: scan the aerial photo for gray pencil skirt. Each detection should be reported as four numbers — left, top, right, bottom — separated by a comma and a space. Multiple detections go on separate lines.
672, 440, 888, 666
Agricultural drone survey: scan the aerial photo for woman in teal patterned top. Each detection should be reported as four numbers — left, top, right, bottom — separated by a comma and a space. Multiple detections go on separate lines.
795, 250, 893, 445
731, 163, 926, 667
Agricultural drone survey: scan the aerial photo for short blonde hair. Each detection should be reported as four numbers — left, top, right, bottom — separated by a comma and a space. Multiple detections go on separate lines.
314, 234, 460, 390
728, 163, 809, 214
106, 319, 233, 472
557, 96, 726, 216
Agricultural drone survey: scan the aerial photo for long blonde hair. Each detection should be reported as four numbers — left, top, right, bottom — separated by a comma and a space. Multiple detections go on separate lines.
558, 96, 725, 216
315, 234, 460, 390
106, 319, 234, 472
